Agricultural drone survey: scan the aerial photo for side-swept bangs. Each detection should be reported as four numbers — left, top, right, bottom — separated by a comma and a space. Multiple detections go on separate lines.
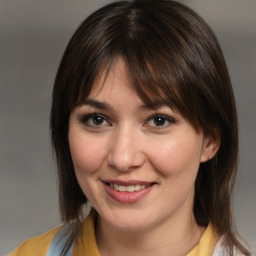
56, 1, 230, 136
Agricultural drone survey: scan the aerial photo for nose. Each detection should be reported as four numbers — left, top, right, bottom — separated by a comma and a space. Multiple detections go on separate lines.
108, 126, 145, 172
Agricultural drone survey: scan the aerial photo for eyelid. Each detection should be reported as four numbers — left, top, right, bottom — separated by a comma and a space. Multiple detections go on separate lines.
144, 114, 176, 128
78, 113, 111, 127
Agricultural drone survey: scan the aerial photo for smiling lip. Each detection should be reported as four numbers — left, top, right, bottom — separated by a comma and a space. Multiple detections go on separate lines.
102, 180, 156, 204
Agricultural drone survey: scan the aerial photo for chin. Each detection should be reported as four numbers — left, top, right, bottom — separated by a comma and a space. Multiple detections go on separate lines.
103, 210, 154, 232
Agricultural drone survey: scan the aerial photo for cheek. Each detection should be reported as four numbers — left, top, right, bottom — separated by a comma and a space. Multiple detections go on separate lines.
146, 136, 203, 177
69, 134, 108, 175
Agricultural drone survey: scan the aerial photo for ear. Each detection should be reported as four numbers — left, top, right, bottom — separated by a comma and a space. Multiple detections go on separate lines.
200, 131, 220, 163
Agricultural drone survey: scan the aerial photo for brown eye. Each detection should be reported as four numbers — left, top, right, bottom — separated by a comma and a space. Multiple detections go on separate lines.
79, 113, 111, 127
153, 117, 167, 126
145, 114, 175, 128
92, 116, 104, 125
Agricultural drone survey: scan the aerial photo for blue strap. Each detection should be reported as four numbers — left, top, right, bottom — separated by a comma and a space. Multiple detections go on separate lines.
46, 224, 74, 256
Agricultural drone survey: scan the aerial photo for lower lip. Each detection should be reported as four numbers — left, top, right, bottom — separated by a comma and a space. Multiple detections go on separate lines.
103, 183, 155, 204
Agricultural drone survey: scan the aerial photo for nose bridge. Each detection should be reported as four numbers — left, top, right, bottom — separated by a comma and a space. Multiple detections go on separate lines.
108, 124, 144, 171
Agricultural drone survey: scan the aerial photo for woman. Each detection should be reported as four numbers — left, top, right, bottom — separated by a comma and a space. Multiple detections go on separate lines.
10, 0, 251, 255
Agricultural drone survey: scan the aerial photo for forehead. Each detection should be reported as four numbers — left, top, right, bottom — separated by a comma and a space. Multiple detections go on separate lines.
80, 58, 182, 114
89, 58, 131, 97
87, 57, 174, 105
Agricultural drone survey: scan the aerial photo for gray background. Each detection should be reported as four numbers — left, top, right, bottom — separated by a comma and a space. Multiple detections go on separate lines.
0, 0, 255, 255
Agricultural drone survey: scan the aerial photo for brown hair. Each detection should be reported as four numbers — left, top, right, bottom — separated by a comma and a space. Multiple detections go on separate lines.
50, 0, 250, 254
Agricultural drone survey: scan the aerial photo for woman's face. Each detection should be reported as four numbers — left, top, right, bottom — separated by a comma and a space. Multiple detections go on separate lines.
68, 59, 218, 232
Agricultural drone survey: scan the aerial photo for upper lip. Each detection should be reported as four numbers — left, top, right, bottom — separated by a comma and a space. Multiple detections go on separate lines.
102, 180, 156, 186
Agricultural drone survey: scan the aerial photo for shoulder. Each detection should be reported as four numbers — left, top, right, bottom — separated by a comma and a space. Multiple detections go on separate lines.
8, 225, 63, 256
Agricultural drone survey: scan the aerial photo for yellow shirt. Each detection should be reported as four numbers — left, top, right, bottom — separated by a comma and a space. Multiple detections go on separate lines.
9, 211, 218, 256
187, 223, 218, 256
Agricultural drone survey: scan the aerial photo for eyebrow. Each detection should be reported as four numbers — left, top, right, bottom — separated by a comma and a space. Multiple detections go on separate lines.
82, 99, 113, 110
139, 101, 174, 111
82, 98, 174, 111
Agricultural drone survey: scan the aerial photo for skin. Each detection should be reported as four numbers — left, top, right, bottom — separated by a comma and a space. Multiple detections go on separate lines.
68, 59, 219, 256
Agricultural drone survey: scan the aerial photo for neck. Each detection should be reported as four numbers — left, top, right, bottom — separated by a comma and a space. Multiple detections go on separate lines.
96, 210, 205, 256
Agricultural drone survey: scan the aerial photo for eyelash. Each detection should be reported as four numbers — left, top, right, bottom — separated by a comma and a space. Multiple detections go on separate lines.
78, 113, 175, 129
145, 114, 176, 128
78, 113, 111, 127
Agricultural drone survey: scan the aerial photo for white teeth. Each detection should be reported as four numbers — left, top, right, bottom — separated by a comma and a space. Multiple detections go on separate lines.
126, 185, 135, 192
109, 183, 148, 192
134, 184, 141, 191
119, 185, 126, 192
